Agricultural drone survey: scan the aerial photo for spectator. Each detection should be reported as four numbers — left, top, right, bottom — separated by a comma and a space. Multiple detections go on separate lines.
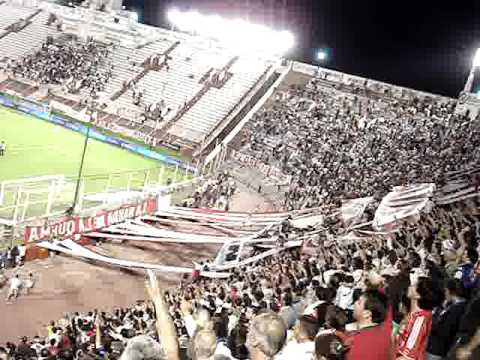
346, 289, 391, 360
395, 277, 443, 360
245, 313, 287, 360
427, 279, 467, 360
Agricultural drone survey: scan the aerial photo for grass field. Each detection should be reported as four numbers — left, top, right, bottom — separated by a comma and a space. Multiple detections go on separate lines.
0, 106, 189, 221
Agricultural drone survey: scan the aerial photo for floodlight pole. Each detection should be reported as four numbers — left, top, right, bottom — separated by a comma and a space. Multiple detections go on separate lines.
71, 122, 91, 215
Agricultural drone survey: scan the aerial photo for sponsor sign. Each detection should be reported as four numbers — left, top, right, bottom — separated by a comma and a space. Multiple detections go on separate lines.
24, 198, 157, 244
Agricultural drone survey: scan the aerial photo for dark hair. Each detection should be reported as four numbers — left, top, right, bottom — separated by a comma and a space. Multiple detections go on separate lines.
408, 252, 422, 268
416, 277, 444, 310
446, 278, 464, 298
315, 333, 347, 360
388, 250, 398, 265
315, 302, 330, 327
352, 288, 362, 304
467, 247, 479, 264
325, 306, 348, 331
362, 290, 388, 324
228, 324, 249, 359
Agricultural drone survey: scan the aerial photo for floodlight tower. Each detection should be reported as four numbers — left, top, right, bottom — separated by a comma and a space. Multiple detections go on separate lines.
463, 48, 480, 94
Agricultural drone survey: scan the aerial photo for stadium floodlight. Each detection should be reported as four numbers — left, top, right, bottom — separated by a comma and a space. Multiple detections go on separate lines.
167, 8, 182, 26
317, 50, 328, 61
166, 8, 294, 56
473, 48, 480, 68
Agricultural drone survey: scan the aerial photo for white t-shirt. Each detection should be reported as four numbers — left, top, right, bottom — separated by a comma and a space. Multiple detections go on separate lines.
10, 277, 22, 290
275, 338, 315, 360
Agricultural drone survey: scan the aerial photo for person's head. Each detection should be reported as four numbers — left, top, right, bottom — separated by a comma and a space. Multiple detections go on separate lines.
353, 290, 388, 326
119, 335, 164, 360
463, 247, 479, 265
191, 329, 217, 360
407, 277, 444, 310
293, 315, 320, 342
314, 333, 347, 360
324, 306, 348, 332
246, 312, 287, 359
445, 278, 464, 302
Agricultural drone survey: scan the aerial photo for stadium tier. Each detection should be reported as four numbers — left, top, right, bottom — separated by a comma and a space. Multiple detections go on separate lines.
0, 1, 278, 154
3, 1, 480, 358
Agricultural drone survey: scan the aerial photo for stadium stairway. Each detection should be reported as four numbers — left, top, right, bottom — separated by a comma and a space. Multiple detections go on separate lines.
0, 11, 59, 60
157, 56, 240, 143
110, 41, 181, 102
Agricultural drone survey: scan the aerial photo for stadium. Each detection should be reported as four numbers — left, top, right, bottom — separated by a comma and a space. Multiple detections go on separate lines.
1, 0, 480, 359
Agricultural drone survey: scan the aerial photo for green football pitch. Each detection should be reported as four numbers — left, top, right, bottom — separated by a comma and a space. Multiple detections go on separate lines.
0, 106, 187, 221
0, 106, 179, 183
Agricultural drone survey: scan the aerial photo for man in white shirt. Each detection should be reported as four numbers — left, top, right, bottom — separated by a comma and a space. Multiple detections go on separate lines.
23, 272, 36, 294
6, 273, 22, 302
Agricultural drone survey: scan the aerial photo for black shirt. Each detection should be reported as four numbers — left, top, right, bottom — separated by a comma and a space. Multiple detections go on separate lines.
427, 300, 467, 356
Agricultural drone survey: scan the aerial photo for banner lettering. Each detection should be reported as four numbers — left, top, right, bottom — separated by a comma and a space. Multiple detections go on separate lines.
24, 197, 157, 244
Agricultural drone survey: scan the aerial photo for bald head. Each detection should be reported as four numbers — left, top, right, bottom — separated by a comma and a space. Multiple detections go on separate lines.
119, 335, 164, 360
247, 312, 287, 359
192, 329, 217, 360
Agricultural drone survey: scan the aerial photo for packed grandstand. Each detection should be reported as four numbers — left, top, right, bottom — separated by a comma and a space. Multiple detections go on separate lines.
2, 0, 480, 360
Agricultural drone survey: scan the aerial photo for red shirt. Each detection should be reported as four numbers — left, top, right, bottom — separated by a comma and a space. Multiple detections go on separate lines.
346, 308, 392, 360
395, 309, 432, 360
48, 345, 59, 356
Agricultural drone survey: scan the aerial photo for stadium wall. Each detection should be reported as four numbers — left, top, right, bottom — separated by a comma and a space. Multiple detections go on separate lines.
0, 93, 196, 172
292, 62, 454, 103
199, 65, 281, 160
203, 63, 291, 166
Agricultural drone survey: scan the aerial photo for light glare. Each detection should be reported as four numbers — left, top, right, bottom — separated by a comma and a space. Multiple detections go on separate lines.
473, 48, 480, 68
166, 8, 294, 56
317, 50, 327, 61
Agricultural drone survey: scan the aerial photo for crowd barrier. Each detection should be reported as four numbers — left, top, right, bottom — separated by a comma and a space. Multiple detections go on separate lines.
0, 92, 196, 172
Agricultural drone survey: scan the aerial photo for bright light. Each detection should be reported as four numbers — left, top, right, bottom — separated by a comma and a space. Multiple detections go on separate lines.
473, 48, 480, 68
166, 8, 294, 56
317, 50, 328, 61
130, 11, 139, 22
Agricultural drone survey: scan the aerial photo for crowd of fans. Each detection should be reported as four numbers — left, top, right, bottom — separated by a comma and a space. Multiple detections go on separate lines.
5, 36, 113, 96
0, 245, 25, 270
2, 197, 480, 359
182, 171, 237, 211
1, 22, 480, 360
241, 77, 480, 209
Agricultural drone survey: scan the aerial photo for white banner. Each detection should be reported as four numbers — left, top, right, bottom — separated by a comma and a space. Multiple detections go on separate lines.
373, 183, 435, 228
37, 240, 230, 278
341, 197, 374, 226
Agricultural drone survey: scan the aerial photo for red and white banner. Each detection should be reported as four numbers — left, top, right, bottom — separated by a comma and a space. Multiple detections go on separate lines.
341, 197, 373, 226
24, 198, 157, 244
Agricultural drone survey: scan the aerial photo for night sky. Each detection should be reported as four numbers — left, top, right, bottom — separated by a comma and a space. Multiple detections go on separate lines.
124, 0, 480, 98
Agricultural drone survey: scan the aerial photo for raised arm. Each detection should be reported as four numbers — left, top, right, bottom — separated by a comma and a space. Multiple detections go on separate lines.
145, 270, 180, 360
